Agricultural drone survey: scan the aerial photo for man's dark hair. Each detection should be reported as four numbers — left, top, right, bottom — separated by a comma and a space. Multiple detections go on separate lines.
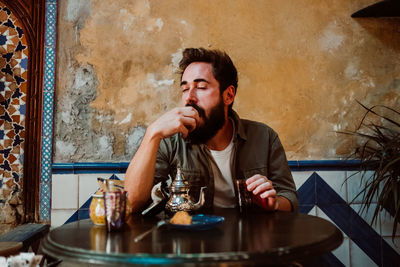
179, 48, 238, 111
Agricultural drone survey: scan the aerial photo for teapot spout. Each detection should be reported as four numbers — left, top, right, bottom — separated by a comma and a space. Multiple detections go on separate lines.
193, 187, 206, 210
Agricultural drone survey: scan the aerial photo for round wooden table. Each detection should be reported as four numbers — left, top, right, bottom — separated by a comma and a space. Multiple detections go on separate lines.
41, 208, 343, 266
0, 242, 23, 256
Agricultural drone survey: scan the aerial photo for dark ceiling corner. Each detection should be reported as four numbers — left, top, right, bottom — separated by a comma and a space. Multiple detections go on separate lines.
351, 0, 400, 17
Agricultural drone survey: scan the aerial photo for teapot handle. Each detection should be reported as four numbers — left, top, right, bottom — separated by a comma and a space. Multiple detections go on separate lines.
161, 180, 170, 197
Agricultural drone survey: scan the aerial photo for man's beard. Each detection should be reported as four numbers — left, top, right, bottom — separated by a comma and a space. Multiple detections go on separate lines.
186, 98, 225, 145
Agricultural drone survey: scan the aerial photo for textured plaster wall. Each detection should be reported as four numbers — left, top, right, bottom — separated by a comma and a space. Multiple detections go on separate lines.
54, 0, 400, 162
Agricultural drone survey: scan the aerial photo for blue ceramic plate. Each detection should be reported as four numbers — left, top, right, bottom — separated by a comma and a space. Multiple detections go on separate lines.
168, 214, 225, 230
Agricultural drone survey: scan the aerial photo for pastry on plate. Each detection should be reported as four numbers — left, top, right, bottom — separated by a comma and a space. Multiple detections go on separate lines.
170, 211, 192, 225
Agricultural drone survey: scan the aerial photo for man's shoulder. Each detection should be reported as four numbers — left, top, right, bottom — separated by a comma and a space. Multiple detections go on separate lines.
238, 118, 278, 137
231, 110, 278, 139
240, 118, 271, 129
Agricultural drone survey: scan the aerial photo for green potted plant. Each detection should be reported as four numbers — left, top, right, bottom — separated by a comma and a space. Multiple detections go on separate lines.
339, 100, 400, 239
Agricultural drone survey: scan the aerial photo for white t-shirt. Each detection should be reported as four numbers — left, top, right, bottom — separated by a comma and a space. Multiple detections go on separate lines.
210, 135, 236, 208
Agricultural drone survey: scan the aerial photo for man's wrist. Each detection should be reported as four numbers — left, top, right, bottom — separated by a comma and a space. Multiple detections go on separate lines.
145, 124, 163, 143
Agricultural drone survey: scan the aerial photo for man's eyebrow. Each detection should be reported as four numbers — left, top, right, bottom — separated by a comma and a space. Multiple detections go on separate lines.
180, 79, 209, 86
194, 78, 209, 83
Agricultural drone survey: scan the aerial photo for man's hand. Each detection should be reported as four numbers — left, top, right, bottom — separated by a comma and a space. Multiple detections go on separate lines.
148, 106, 200, 140
246, 174, 278, 211
246, 174, 292, 211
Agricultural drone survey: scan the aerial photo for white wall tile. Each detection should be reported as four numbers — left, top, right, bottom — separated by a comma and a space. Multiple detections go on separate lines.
380, 209, 400, 237
307, 205, 317, 216
316, 171, 347, 202
350, 204, 381, 235
52, 174, 78, 209
349, 239, 378, 267
347, 171, 377, 204
332, 237, 350, 267
291, 171, 314, 189
50, 209, 76, 228
78, 174, 103, 207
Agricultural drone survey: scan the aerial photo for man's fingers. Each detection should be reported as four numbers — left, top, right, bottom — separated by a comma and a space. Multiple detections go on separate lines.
182, 106, 200, 120
181, 107, 200, 130
180, 117, 197, 132
253, 182, 273, 195
260, 189, 276, 199
245, 174, 264, 184
179, 125, 189, 138
151, 107, 201, 139
246, 176, 267, 191
246, 175, 269, 189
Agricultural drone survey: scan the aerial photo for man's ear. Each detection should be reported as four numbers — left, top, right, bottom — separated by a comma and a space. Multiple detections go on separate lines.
223, 85, 235, 105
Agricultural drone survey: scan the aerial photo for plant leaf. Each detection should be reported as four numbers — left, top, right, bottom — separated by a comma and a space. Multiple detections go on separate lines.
338, 101, 400, 240
356, 100, 400, 128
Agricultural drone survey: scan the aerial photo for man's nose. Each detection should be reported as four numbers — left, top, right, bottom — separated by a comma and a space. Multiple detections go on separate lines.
184, 87, 197, 104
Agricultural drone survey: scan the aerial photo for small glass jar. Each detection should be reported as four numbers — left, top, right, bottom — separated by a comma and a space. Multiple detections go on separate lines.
89, 194, 105, 225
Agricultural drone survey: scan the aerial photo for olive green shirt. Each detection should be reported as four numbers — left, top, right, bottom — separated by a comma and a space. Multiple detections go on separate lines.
154, 110, 299, 212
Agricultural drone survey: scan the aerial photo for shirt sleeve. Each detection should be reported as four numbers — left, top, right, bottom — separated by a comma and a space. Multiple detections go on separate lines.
268, 134, 299, 212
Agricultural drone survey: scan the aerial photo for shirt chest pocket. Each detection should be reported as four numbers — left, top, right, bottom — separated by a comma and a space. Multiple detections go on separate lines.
243, 166, 268, 179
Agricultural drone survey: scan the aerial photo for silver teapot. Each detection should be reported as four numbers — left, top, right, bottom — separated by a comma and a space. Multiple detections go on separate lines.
165, 168, 206, 213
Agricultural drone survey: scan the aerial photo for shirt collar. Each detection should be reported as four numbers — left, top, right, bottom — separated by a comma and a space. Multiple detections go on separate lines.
229, 109, 247, 142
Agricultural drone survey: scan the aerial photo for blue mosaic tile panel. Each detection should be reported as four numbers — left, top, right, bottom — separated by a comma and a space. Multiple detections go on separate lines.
0, 4, 28, 218
42, 92, 54, 137
45, 3, 57, 47
40, 180, 51, 215
41, 136, 52, 177
40, 0, 57, 221
43, 47, 55, 92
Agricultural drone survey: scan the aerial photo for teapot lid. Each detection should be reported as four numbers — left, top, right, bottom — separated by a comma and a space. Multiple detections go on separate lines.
169, 168, 190, 191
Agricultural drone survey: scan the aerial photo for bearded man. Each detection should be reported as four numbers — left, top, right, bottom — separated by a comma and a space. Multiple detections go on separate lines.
125, 48, 298, 212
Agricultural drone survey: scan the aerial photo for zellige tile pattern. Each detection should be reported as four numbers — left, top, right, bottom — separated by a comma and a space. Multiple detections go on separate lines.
0, 4, 28, 220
